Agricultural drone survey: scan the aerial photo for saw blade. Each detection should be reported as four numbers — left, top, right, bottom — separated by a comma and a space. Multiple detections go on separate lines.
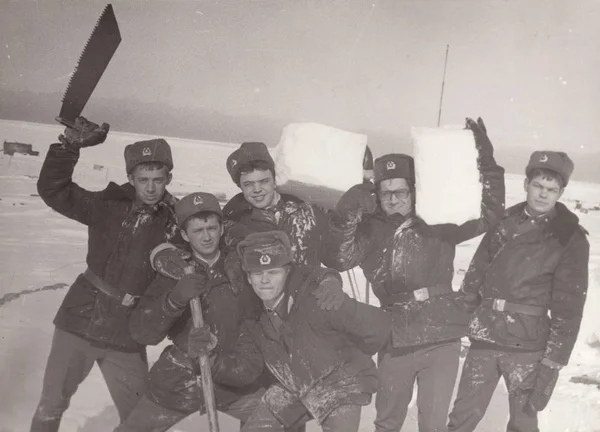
57, 4, 121, 127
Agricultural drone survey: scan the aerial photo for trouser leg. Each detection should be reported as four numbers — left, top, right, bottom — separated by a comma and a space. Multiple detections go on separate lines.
374, 350, 418, 432
500, 351, 543, 432
321, 404, 362, 432
114, 395, 188, 432
447, 347, 502, 432
30, 328, 98, 432
97, 349, 148, 423
415, 341, 461, 432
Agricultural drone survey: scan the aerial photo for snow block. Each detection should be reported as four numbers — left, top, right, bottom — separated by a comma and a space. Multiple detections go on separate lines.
273, 123, 367, 210
412, 126, 482, 226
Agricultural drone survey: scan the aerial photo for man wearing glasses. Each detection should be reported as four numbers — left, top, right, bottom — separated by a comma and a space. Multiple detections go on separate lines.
324, 118, 505, 432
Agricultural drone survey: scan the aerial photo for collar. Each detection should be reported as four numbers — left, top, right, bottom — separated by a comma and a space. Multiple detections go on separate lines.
192, 250, 221, 269
264, 293, 286, 313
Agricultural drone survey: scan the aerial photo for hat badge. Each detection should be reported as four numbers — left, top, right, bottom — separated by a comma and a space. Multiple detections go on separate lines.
142, 147, 152, 157
540, 154, 548, 163
386, 161, 396, 170
193, 195, 204, 206
230, 159, 237, 167
259, 254, 271, 265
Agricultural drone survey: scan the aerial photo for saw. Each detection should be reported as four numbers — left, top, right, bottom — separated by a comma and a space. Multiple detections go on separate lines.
56, 4, 121, 128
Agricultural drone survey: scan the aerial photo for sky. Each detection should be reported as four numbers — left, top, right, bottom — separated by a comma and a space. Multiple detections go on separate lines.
1, 0, 599, 179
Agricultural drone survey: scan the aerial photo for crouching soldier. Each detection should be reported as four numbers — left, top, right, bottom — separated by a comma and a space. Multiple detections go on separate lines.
32, 117, 179, 432
117, 192, 265, 431
448, 151, 590, 432
231, 230, 392, 432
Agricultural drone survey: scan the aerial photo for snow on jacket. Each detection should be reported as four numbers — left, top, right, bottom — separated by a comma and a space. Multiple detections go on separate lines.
37, 143, 179, 352
129, 252, 263, 413
243, 265, 392, 427
222, 192, 332, 268
463, 201, 589, 366
323, 162, 505, 350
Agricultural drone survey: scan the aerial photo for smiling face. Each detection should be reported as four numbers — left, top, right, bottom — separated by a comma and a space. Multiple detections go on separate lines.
181, 214, 223, 260
239, 169, 277, 209
128, 163, 171, 205
524, 175, 564, 216
247, 266, 289, 308
378, 178, 413, 217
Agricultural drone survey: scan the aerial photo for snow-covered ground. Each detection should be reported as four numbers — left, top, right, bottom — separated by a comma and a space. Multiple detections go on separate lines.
1, 119, 598, 431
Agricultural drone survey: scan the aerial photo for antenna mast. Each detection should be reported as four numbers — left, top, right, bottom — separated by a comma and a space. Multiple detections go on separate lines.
437, 44, 450, 127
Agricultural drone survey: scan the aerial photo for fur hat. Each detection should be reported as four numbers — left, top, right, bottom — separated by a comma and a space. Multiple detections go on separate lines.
526, 151, 574, 186
374, 154, 414, 184
237, 230, 293, 271
226, 142, 275, 184
124, 138, 173, 174
175, 192, 222, 227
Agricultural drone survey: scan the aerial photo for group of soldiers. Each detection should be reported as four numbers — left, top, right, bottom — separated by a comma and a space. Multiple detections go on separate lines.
31, 116, 589, 432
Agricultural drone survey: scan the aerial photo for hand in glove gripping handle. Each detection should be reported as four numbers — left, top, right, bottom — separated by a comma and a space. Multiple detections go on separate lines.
465, 117, 494, 168
523, 361, 561, 415
58, 116, 109, 152
168, 273, 209, 309
335, 183, 378, 222
188, 325, 218, 360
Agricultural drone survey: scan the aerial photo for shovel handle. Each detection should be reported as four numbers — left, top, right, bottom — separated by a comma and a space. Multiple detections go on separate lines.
184, 266, 220, 432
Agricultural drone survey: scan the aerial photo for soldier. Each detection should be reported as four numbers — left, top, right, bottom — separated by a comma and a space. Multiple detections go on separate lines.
448, 151, 589, 432
117, 192, 264, 431
323, 118, 505, 432
198, 230, 393, 432
31, 117, 179, 432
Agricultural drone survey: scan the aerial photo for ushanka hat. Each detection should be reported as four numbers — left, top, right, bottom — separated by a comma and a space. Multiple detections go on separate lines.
226, 142, 275, 184
124, 138, 173, 173
237, 230, 293, 271
526, 150, 574, 186
174, 192, 222, 227
374, 154, 414, 184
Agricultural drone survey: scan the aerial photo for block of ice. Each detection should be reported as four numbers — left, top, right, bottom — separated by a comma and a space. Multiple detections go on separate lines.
412, 126, 482, 226
273, 123, 367, 210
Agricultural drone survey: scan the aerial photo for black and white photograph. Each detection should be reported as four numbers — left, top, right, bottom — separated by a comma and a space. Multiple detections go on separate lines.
1, 1, 599, 431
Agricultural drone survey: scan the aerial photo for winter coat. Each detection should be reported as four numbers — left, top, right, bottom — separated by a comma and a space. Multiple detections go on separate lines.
464, 202, 589, 366
222, 192, 331, 268
243, 265, 392, 426
37, 143, 179, 352
324, 162, 505, 350
129, 252, 263, 413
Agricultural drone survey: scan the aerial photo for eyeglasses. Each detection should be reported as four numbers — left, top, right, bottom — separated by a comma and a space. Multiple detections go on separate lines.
379, 189, 411, 201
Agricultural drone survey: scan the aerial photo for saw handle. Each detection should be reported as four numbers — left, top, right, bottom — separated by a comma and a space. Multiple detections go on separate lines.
184, 266, 220, 432
55, 116, 77, 129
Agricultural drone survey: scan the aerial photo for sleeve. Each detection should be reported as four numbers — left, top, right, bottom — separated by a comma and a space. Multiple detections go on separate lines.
321, 216, 372, 272
544, 231, 590, 366
37, 143, 105, 226
460, 231, 494, 297
324, 294, 393, 355
212, 323, 264, 387
129, 275, 185, 345
448, 158, 505, 245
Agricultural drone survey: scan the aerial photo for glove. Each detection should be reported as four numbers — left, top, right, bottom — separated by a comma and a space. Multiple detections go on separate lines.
153, 246, 192, 280
313, 274, 346, 311
188, 325, 218, 359
58, 116, 109, 152
335, 183, 377, 220
465, 117, 494, 166
462, 291, 481, 313
524, 362, 560, 414
168, 273, 209, 308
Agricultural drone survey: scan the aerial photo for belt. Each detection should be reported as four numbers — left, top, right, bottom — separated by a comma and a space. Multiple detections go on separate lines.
385, 283, 452, 305
482, 298, 546, 317
83, 268, 140, 308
